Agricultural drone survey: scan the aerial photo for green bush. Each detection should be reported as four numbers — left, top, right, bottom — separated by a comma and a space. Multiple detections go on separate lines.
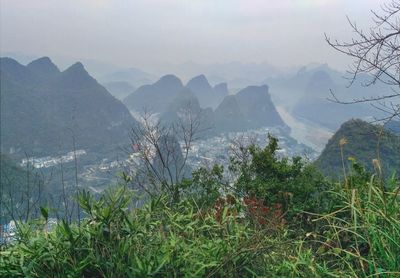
1, 187, 331, 277
1, 136, 399, 277
230, 135, 330, 214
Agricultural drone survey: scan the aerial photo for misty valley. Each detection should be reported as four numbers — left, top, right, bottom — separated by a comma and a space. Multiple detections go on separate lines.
1, 1, 400, 277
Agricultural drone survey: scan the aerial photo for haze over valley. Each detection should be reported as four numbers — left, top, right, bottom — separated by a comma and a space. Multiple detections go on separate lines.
2, 55, 397, 191
1, 1, 400, 276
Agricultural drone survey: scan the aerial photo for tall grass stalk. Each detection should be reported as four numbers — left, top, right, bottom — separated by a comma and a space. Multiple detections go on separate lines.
317, 175, 400, 277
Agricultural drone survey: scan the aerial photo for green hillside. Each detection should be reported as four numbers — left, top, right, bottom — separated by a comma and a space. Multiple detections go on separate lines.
315, 119, 400, 177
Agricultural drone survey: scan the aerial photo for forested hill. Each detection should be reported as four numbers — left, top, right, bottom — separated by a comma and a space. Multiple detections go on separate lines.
0, 57, 138, 158
315, 119, 400, 177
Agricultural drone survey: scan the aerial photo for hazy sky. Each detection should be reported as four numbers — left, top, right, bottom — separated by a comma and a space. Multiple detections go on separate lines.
0, 0, 384, 71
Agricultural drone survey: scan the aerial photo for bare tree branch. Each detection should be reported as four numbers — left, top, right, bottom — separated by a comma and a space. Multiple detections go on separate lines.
127, 103, 208, 202
326, 0, 400, 123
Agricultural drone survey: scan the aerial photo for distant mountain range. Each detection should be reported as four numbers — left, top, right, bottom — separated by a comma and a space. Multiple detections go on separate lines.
213, 85, 288, 133
154, 61, 286, 89
186, 74, 228, 109
100, 61, 398, 135
235, 85, 286, 129
0, 56, 288, 161
264, 64, 343, 108
124, 74, 185, 113
123, 74, 229, 112
292, 70, 377, 130
0, 57, 138, 158
265, 64, 392, 130
315, 119, 400, 177
124, 74, 288, 135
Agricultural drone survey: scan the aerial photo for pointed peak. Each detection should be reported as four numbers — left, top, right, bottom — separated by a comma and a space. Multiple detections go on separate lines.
27, 57, 59, 75
62, 62, 90, 76
186, 74, 211, 90
0, 57, 25, 71
0, 57, 35, 84
28, 56, 52, 65
155, 74, 183, 87
190, 74, 208, 82
159, 74, 180, 81
237, 85, 269, 97
58, 62, 96, 88
66, 62, 85, 71
0, 57, 21, 66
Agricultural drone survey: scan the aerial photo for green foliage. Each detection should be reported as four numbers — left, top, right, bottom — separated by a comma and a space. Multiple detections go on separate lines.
185, 164, 225, 207
231, 134, 329, 213
0, 187, 327, 277
314, 172, 400, 277
1, 135, 399, 277
315, 119, 400, 178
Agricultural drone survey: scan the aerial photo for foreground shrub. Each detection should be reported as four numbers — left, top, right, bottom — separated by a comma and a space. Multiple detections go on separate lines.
0, 186, 337, 277
1, 138, 398, 277
312, 172, 400, 277
230, 135, 332, 230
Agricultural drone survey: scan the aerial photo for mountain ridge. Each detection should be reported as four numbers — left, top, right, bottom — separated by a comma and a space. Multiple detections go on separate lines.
1, 57, 138, 158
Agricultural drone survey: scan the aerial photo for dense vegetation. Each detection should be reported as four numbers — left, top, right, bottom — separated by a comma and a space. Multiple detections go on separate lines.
315, 119, 400, 178
1, 136, 399, 277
